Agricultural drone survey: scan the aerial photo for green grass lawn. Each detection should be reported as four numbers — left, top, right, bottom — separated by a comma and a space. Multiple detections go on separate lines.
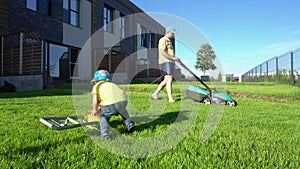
0, 82, 299, 168
225, 82, 300, 99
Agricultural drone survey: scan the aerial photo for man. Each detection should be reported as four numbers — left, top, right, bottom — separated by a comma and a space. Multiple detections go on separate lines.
151, 26, 180, 102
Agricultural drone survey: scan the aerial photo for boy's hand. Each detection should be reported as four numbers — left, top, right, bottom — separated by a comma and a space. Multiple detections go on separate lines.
88, 109, 99, 116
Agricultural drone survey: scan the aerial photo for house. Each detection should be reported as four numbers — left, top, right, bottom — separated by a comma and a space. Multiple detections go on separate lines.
222, 74, 234, 82
0, 0, 166, 91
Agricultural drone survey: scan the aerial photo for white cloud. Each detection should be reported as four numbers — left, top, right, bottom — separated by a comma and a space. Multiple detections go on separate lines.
257, 40, 300, 56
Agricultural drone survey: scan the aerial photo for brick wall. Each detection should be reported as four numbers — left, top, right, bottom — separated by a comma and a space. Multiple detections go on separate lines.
8, 0, 63, 43
0, 0, 9, 36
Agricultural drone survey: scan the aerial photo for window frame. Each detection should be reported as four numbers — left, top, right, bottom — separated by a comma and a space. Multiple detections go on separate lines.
69, 47, 80, 78
26, 0, 51, 16
63, 0, 80, 27
149, 33, 156, 49
103, 5, 114, 33
140, 26, 147, 48
120, 14, 125, 39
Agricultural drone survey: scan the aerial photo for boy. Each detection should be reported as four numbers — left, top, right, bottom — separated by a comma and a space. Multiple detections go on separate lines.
89, 70, 135, 139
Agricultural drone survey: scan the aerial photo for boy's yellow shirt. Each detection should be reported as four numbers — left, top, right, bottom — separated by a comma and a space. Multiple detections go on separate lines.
91, 81, 127, 105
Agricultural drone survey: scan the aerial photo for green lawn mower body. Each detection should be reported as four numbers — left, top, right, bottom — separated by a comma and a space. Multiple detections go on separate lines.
178, 61, 236, 106
186, 85, 237, 106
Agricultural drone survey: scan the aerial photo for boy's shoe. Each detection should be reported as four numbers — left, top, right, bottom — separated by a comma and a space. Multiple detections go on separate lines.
126, 123, 135, 133
102, 134, 111, 140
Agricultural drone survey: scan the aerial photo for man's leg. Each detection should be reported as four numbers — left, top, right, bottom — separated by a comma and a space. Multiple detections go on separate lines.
165, 75, 175, 102
151, 76, 167, 100
152, 62, 175, 102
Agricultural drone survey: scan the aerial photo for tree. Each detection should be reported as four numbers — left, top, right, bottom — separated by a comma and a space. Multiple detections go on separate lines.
217, 71, 223, 82
195, 43, 217, 75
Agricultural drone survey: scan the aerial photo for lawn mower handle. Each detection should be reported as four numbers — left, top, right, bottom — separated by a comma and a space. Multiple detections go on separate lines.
178, 61, 212, 95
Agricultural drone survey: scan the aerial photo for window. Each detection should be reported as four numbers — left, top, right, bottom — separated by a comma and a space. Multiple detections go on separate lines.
149, 33, 156, 48
104, 5, 113, 33
46, 43, 80, 81
47, 44, 68, 78
26, 0, 51, 16
63, 0, 80, 27
140, 26, 147, 48
120, 14, 125, 38
70, 48, 80, 78
27, 0, 37, 11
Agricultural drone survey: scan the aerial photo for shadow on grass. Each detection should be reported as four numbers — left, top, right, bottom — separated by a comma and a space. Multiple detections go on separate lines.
0, 84, 89, 99
135, 111, 189, 132
0, 88, 72, 99
10, 135, 88, 155
109, 111, 189, 133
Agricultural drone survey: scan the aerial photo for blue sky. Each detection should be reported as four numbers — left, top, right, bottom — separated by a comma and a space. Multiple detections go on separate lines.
130, 0, 300, 75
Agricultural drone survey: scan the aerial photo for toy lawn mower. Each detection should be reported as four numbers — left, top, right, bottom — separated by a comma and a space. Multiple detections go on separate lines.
179, 61, 237, 106
39, 115, 99, 130
40, 107, 101, 130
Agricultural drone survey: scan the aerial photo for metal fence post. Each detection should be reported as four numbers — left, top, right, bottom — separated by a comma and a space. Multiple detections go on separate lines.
266, 61, 268, 81
291, 52, 295, 85
276, 57, 279, 82
256, 67, 258, 81
259, 64, 262, 81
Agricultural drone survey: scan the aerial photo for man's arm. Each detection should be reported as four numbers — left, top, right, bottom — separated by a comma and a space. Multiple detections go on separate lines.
159, 49, 180, 62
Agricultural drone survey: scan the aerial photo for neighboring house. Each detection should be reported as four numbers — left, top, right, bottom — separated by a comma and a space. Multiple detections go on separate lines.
222, 74, 234, 82
0, 0, 166, 91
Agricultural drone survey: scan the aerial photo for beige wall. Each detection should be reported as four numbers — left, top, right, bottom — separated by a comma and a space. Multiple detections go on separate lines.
63, 0, 92, 48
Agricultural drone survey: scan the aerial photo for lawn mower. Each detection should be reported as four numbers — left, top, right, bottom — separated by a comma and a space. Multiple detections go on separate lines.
179, 61, 237, 106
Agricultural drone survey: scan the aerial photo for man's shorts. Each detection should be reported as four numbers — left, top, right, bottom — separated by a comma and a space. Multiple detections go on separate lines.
160, 62, 174, 76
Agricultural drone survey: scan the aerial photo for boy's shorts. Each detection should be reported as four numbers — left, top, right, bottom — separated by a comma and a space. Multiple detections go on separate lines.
160, 62, 174, 76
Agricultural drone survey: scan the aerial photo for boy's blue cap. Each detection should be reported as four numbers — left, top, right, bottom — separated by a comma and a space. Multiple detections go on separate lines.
91, 70, 110, 82
166, 26, 176, 33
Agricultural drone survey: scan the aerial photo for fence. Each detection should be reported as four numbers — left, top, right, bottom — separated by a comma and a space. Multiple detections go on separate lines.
1, 32, 43, 76
0, 32, 45, 91
242, 47, 300, 86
